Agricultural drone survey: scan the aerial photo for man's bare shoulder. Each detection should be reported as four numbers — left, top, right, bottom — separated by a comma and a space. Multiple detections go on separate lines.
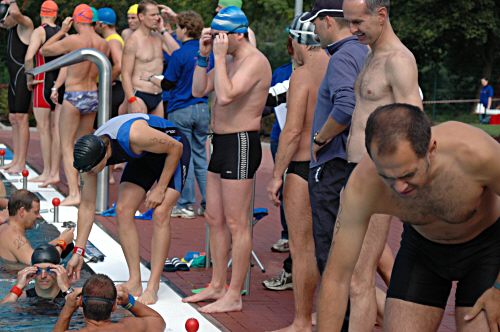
434, 121, 498, 171
384, 47, 416, 70
348, 156, 389, 205
289, 67, 311, 92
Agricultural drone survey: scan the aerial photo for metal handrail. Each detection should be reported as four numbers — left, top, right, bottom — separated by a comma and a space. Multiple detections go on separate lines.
27, 48, 111, 213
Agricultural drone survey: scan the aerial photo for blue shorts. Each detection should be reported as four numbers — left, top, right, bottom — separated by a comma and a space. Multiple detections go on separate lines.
120, 134, 190, 193
64, 90, 98, 114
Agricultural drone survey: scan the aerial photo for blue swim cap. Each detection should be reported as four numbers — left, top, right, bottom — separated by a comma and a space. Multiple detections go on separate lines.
97, 8, 116, 26
211, 6, 248, 33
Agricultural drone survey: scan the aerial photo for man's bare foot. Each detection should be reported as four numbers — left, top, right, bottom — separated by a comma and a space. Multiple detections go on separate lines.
120, 281, 143, 298
60, 195, 80, 206
199, 294, 243, 313
6, 165, 25, 174
30, 174, 49, 182
182, 285, 226, 303
39, 176, 60, 188
137, 287, 158, 305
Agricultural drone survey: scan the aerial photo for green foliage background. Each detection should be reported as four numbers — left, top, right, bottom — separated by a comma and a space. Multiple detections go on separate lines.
0, 0, 499, 123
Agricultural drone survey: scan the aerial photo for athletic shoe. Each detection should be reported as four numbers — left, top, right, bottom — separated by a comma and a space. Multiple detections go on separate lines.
197, 206, 205, 216
263, 270, 293, 291
271, 238, 290, 252
171, 207, 196, 219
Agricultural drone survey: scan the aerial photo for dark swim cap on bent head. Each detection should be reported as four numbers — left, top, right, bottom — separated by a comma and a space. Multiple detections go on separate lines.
32, 244, 60, 265
211, 6, 248, 33
73, 135, 107, 173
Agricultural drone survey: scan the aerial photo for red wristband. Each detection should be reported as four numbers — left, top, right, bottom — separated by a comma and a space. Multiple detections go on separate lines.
73, 246, 85, 257
10, 285, 22, 297
56, 239, 67, 251
127, 96, 137, 104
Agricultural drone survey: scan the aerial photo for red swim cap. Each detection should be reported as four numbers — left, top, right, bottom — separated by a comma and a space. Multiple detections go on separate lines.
73, 4, 93, 24
40, 0, 58, 18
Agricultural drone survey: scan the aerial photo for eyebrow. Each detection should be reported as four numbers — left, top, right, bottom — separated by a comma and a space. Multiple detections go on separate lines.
378, 171, 416, 180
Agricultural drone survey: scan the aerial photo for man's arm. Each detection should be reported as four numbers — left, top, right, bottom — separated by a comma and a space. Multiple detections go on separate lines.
130, 122, 182, 208
4, 1, 32, 31
12, 234, 33, 265
268, 73, 308, 205
213, 35, 264, 106
317, 164, 376, 331
53, 288, 82, 332
66, 173, 97, 280
24, 28, 44, 90
116, 287, 166, 331
192, 28, 214, 97
121, 36, 137, 101
109, 40, 123, 82
387, 52, 423, 108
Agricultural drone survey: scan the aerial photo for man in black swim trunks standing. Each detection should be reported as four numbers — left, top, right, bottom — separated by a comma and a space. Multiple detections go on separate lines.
0, 0, 33, 174
122, 0, 164, 117
183, 6, 271, 313
266, 13, 328, 331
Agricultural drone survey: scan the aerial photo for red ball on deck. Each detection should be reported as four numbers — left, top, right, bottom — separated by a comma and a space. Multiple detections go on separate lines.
52, 198, 61, 207
0, 149, 5, 156
21, 169, 29, 177
185, 317, 199, 332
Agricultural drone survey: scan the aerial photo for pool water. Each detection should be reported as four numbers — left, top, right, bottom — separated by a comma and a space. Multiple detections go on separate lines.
0, 214, 129, 330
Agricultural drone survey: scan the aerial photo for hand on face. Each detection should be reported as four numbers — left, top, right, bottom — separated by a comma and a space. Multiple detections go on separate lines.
48, 264, 70, 291
16, 266, 38, 289
199, 28, 213, 57
212, 32, 229, 58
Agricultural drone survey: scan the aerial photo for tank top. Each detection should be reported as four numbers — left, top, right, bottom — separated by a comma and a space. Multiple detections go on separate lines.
94, 114, 182, 165
34, 24, 61, 81
7, 26, 28, 78
105, 32, 124, 48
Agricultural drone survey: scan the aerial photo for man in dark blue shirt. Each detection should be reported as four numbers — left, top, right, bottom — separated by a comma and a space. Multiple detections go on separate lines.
145, 11, 208, 218
479, 77, 494, 124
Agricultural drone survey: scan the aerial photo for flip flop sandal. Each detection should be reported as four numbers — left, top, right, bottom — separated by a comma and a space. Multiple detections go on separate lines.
163, 258, 177, 272
171, 257, 190, 271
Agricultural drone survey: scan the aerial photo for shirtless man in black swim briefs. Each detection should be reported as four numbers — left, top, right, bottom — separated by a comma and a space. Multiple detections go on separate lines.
318, 104, 500, 332
0, 0, 33, 174
40, 4, 109, 206
183, 6, 271, 313
122, 0, 164, 117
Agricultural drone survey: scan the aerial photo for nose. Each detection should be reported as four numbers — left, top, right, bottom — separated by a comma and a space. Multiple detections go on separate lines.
393, 179, 409, 194
349, 22, 358, 34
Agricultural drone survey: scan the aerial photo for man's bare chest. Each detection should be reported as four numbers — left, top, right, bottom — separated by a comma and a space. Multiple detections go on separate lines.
135, 40, 162, 63
356, 56, 391, 101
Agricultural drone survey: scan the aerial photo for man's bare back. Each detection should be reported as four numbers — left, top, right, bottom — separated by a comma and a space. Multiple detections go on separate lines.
211, 50, 271, 134
357, 121, 500, 243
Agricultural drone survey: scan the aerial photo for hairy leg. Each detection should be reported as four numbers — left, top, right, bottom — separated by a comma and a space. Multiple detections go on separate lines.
455, 306, 489, 332
116, 182, 146, 298
349, 214, 391, 331
183, 171, 229, 303
385, 298, 443, 332
199, 178, 254, 313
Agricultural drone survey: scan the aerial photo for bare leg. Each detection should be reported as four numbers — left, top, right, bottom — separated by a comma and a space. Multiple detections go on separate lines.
271, 174, 318, 332
385, 298, 443, 331
151, 101, 164, 118
7, 113, 29, 173
375, 286, 386, 327
183, 172, 229, 303
116, 182, 146, 298
349, 214, 391, 331
40, 105, 61, 187
455, 307, 489, 332
199, 178, 253, 314
139, 188, 179, 305
4, 113, 20, 170
31, 108, 52, 182
377, 243, 394, 286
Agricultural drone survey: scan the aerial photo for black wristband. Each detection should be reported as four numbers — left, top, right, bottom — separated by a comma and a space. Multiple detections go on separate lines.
313, 132, 326, 146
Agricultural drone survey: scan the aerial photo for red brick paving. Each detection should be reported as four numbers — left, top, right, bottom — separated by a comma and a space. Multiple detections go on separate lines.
0, 130, 457, 331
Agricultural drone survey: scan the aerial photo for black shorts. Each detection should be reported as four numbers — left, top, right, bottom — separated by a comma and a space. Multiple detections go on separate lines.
286, 160, 310, 182
208, 131, 262, 180
135, 90, 162, 114
8, 67, 31, 114
120, 135, 190, 193
111, 81, 125, 118
387, 218, 500, 308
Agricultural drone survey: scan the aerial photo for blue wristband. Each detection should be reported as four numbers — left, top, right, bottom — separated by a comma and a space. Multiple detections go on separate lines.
196, 51, 209, 68
494, 281, 500, 290
122, 294, 135, 310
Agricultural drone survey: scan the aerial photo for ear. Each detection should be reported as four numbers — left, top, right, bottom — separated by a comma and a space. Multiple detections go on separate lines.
112, 302, 117, 312
78, 296, 83, 307
428, 139, 437, 156
377, 6, 388, 24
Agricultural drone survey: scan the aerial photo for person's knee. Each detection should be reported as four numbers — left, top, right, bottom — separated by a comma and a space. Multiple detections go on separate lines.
350, 272, 375, 298
152, 205, 173, 226
116, 202, 136, 219
225, 216, 249, 235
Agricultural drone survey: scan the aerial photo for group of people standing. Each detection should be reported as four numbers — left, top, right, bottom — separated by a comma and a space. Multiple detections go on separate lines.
0, 0, 499, 332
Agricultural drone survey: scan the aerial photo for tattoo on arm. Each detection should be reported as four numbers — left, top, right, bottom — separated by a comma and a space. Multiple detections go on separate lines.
151, 137, 173, 147
14, 236, 27, 250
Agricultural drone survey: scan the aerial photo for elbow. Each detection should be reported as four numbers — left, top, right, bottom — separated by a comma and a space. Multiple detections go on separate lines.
217, 96, 232, 107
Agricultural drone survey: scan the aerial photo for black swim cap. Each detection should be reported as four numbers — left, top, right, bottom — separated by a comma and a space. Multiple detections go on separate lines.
0, 4, 9, 22
31, 244, 60, 265
73, 135, 106, 173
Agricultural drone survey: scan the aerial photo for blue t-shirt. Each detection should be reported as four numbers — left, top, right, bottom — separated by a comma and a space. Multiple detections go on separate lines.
270, 62, 293, 142
480, 85, 494, 108
310, 36, 368, 168
162, 34, 180, 103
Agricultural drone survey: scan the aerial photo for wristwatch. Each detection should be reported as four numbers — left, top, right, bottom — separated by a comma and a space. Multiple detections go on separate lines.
62, 287, 74, 297
313, 132, 326, 146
